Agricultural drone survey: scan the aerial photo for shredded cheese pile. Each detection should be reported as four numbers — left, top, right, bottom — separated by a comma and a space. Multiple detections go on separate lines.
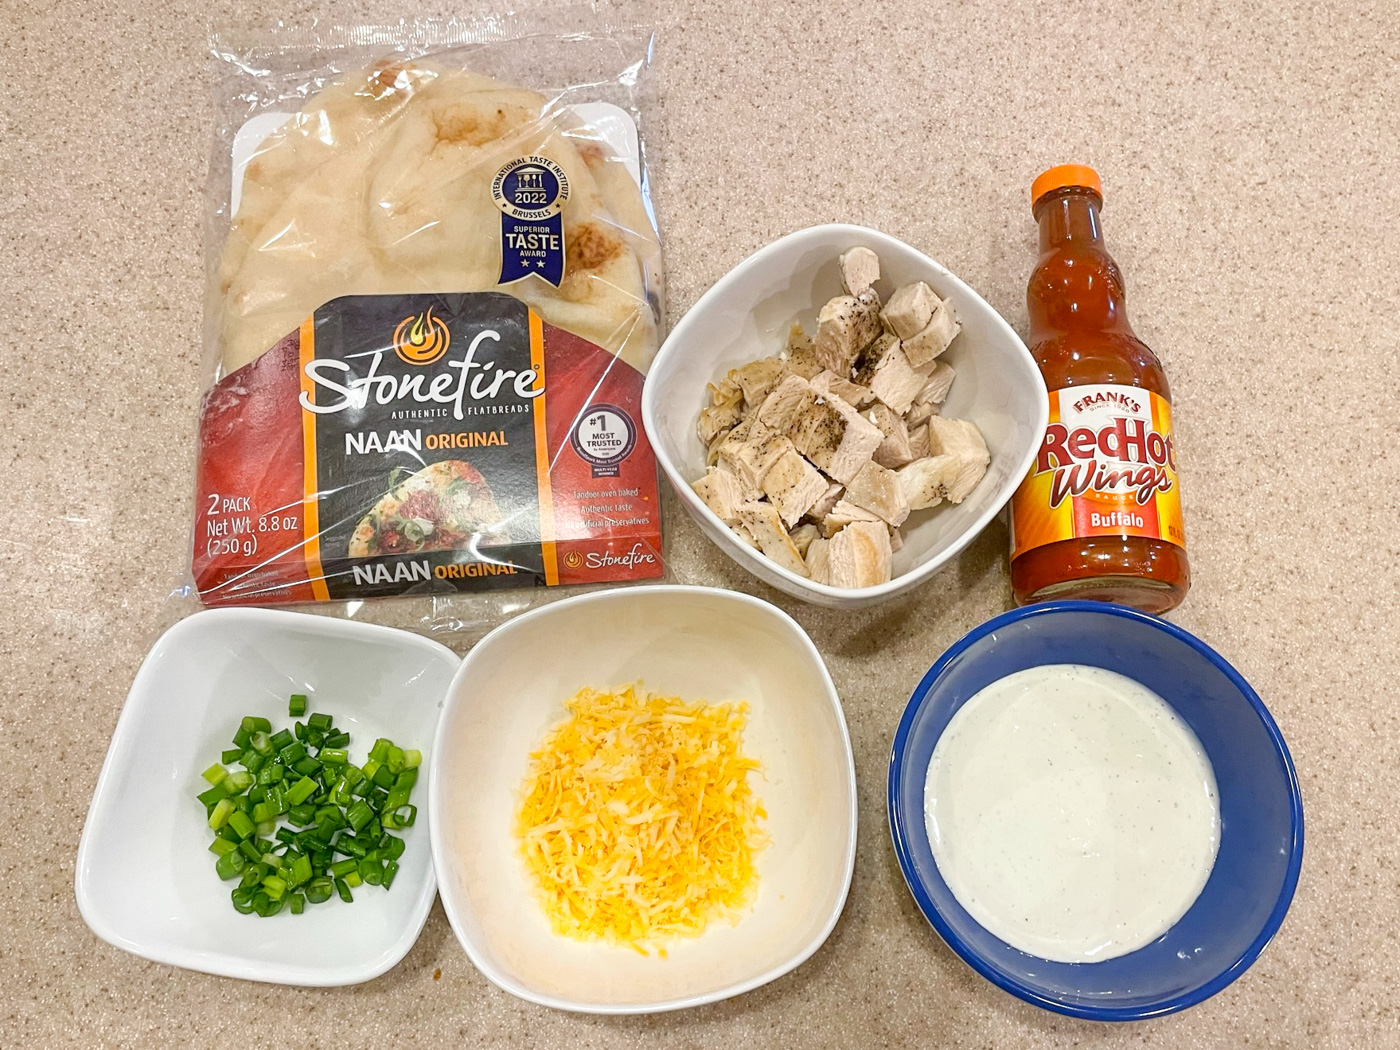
515, 684, 767, 952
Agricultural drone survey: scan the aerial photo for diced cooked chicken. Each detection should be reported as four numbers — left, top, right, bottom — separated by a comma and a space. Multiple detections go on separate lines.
754, 374, 819, 434
828, 520, 893, 587
898, 419, 989, 507
697, 399, 744, 446
762, 448, 832, 527
691, 248, 980, 590
733, 358, 785, 406
691, 466, 747, 524
815, 291, 882, 375
901, 296, 960, 369
839, 247, 881, 297
864, 402, 915, 468
790, 522, 820, 558
805, 536, 831, 584
716, 427, 793, 495
810, 369, 875, 408
789, 393, 884, 484
908, 422, 931, 460
737, 501, 809, 576
820, 498, 883, 537
881, 282, 938, 340
843, 460, 911, 527
710, 371, 743, 406
732, 520, 761, 549
807, 480, 845, 522
782, 325, 825, 380
928, 416, 990, 462
852, 334, 925, 416
913, 360, 956, 407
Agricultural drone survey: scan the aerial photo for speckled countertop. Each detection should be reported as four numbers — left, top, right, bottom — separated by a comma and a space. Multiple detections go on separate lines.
4, 0, 1398, 1046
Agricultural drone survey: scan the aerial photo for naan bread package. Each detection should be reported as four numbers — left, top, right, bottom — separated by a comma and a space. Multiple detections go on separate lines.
193, 19, 665, 609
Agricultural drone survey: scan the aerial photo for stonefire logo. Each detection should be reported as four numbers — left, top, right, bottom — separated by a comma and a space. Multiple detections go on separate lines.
392, 307, 451, 366
563, 550, 584, 569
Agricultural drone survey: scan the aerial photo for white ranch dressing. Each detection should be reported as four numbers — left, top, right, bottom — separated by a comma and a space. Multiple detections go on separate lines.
924, 664, 1219, 963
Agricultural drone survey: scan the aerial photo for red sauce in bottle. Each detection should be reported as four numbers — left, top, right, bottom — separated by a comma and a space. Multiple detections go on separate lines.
1009, 165, 1190, 614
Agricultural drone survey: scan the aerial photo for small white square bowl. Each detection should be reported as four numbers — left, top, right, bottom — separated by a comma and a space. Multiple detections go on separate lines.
75, 608, 460, 986
429, 585, 857, 1013
642, 223, 1048, 608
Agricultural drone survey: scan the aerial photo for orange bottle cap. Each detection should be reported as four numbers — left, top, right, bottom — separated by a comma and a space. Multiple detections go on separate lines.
1031, 164, 1103, 212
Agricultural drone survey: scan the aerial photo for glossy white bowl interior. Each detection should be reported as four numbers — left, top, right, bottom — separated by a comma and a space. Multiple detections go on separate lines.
429, 586, 857, 1013
642, 223, 1047, 608
76, 609, 460, 986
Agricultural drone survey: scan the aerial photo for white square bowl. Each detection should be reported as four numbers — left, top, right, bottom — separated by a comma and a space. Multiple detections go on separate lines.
75, 608, 460, 986
429, 585, 857, 1013
642, 223, 1048, 608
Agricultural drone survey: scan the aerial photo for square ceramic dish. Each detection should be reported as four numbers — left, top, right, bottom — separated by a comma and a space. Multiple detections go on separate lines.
429, 586, 858, 1013
75, 609, 460, 986
642, 223, 1048, 608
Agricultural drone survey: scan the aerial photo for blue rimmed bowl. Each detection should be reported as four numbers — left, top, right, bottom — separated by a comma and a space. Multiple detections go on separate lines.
888, 601, 1303, 1020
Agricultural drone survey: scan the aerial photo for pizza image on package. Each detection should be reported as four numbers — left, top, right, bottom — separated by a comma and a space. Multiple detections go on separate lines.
347, 461, 509, 559
191, 61, 666, 605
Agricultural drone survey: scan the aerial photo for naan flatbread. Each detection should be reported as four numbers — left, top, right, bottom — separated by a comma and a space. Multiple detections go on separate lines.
218, 62, 661, 376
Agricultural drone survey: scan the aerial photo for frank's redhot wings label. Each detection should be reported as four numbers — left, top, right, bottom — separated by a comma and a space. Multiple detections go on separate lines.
192, 292, 663, 605
1010, 383, 1185, 560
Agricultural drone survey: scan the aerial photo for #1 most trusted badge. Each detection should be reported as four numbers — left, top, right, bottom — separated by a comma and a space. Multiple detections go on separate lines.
493, 155, 570, 287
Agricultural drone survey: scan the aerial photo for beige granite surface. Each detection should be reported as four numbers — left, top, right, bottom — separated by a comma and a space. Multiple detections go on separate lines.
3, 0, 1399, 1045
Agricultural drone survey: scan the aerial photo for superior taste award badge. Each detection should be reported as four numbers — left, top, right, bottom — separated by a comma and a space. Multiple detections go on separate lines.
493, 156, 571, 287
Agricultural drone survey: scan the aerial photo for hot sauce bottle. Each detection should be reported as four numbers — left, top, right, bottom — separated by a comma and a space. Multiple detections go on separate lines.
1009, 165, 1190, 613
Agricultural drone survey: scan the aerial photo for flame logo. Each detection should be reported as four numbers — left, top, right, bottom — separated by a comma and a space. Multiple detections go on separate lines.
563, 551, 583, 569
392, 308, 451, 366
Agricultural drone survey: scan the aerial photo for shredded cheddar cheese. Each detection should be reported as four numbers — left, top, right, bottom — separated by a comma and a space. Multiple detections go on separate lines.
515, 684, 767, 952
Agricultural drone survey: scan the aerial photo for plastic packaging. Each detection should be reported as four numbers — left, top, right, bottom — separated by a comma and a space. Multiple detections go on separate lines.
177, 13, 668, 640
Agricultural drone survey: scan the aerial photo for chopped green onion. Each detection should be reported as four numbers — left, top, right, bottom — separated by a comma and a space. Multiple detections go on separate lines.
208, 798, 236, 830
203, 710, 416, 916
346, 800, 374, 833
240, 863, 268, 889
292, 756, 322, 778
214, 849, 247, 880
306, 877, 335, 904
225, 770, 254, 793
285, 776, 318, 806
386, 746, 405, 776
279, 741, 307, 765
227, 810, 256, 840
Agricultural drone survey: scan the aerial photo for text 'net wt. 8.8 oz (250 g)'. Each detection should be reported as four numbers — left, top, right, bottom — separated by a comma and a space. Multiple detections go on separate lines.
189, 16, 666, 631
